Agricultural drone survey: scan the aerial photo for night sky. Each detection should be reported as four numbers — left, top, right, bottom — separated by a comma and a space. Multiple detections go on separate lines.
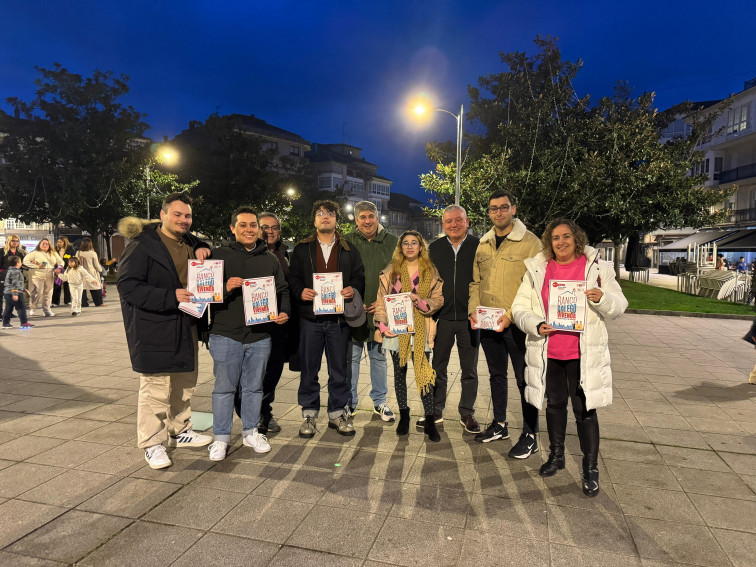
3, 1, 755, 202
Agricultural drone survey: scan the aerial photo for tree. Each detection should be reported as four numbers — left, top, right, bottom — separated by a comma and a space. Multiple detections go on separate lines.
0, 64, 148, 252
421, 37, 735, 275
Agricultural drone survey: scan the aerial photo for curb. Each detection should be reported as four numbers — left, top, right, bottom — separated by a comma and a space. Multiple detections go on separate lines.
625, 308, 755, 320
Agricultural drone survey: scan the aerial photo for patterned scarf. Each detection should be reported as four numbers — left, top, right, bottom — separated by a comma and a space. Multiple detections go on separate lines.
398, 262, 436, 396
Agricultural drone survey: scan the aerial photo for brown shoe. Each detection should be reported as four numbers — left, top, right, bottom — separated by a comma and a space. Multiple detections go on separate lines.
460, 414, 480, 434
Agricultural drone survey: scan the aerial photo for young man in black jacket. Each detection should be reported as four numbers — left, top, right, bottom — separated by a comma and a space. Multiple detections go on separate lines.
425, 205, 481, 433
206, 206, 289, 461
117, 193, 212, 470
288, 200, 365, 438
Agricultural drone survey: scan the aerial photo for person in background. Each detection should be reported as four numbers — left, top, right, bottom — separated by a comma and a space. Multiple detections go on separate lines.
77, 238, 104, 307
2, 256, 33, 329
374, 230, 444, 442
23, 238, 63, 317
58, 256, 99, 316
52, 237, 74, 306
512, 219, 627, 496
736, 257, 747, 274
0, 235, 26, 319
344, 201, 398, 422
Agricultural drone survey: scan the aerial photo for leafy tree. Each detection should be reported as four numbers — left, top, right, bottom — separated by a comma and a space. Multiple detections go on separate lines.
0, 64, 148, 253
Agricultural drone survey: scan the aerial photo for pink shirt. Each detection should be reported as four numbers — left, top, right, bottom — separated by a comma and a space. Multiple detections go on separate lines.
541, 256, 586, 360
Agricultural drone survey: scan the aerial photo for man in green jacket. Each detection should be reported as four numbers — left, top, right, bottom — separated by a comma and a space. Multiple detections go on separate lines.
344, 201, 398, 422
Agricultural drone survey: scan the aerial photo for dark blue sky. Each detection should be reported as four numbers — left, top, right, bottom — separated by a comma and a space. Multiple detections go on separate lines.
3, 1, 755, 202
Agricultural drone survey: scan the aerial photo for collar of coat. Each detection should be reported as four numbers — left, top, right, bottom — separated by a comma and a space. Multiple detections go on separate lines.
226, 239, 269, 255
300, 231, 352, 251
351, 224, 389, 243
479, 218, 529, 245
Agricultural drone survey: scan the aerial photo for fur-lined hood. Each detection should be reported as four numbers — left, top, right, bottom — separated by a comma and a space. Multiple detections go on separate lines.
118, 217, 159, 239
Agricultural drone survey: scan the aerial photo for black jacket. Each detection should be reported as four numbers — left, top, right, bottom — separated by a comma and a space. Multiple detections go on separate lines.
209, 239, 290, 343
428, 234, 480, 321
117, 220, 210, 374
288, 233, 365, 321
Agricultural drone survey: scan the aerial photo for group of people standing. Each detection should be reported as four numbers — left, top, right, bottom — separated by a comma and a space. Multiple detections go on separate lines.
1, 235, 106, 328
117, 189, 627, 498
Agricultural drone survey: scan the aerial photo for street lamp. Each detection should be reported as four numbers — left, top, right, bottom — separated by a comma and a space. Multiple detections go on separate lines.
410, 95, 463, 206
146, 145, 180, 219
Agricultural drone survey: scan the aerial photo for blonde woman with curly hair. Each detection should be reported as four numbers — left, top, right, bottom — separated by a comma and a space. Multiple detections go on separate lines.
23, 238, 63, 316
374, 230, 444, 441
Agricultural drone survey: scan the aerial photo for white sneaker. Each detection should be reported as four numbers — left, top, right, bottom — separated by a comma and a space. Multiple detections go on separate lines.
168, 428, 212, 447
145, 445, 172, 469
242, 428, 271, 453
208, 441, 228, 461
28, 309, 35, 317
44, 310, 55, 317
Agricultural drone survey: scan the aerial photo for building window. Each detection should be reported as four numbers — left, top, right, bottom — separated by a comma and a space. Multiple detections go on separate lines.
661, 119, 691, 139
318, 175, 342, 190
713, 157, 723, 181
371, 182, 390, 196
727, 104, 750, 134
263, 141, 279, 151
289, 146, 300, 156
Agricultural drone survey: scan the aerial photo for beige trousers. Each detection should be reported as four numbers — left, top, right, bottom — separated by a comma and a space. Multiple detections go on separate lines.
136, 326, 199, 449
750, 363, 756, 384
29, 275, 54, 313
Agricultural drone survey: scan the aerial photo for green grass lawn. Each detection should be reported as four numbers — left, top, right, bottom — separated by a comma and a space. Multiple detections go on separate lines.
620, 280, 755, 315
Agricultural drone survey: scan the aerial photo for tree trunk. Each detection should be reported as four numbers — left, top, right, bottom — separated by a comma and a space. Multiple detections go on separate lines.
613, 239, 622, 279
104, 233, 113, 261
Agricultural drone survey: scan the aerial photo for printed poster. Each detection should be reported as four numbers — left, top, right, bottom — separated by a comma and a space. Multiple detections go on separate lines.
383, 293, 415, 334
187, 260, 224, 303
547, 280, 587, 332
313, 272, 344, 315
242, 276, 278, 326
179, 301, 207, 318
473, 306, 506, 331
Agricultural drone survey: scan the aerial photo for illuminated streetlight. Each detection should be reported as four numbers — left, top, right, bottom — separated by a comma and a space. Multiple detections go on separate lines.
408, 94, 463, 206
147, 145, 180, 219
285, 187, 297, 199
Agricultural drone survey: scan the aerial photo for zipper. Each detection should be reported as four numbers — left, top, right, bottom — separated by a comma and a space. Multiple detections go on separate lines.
452, 249, 457, 317
530, 264, 548, 392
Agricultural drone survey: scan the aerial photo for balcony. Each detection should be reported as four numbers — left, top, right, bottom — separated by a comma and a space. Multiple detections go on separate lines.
720, 162, 756, 183
734, 207, 756, 223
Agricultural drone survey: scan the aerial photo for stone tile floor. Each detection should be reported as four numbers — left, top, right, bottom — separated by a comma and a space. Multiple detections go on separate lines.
0, 292, 754, 566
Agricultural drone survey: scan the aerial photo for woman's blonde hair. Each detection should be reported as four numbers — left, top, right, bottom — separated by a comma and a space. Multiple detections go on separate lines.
541, 219, 589, 261
56, 236, 70, 252
4, 234, 21, 254
388, 230, 434, 284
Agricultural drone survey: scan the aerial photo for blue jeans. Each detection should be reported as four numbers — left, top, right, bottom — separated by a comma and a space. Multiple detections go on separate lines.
209, 334, 271, 442
347, 340, 388, 409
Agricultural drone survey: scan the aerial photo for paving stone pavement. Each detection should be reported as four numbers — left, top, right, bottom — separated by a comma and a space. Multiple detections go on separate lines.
0, 292, 754, 566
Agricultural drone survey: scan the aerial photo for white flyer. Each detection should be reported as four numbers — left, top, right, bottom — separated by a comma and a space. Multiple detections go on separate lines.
242, 276, 278, 326
313, 272, 344, 315
383, 293, 415, 334
179, 301, 207, 318
187, 260, 224, 303
547, 279, 587, 332
473, 306, 506, 330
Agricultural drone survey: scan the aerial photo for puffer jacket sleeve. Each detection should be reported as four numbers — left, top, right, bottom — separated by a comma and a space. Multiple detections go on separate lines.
373, 272, 390, 326
589, 265, 627, 321
512, 272, 546, 336
422, 273, 444, 316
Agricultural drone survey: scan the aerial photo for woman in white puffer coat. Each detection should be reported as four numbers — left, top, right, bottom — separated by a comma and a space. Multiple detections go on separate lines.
512, 219, 627, 497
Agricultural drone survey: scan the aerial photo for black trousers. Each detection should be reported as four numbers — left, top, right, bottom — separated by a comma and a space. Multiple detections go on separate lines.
480, 325, 538, 434
432, 319, 480, 417
81, 288, 103, 307
298, 317, 350, 417
545, 358, 595, 422
52, 281, 71, 305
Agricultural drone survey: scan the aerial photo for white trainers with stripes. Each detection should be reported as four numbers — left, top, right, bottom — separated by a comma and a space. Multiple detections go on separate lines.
168, 428, 212, 448
145, 444, 172, 469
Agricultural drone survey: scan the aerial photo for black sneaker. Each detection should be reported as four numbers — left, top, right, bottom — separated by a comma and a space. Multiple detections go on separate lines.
474, 420, 509, 443
258, 414, 281, 435
508, 432, 539, 459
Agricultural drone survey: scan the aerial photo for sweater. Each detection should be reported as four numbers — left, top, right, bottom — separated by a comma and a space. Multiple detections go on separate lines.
3, 267, 24, 295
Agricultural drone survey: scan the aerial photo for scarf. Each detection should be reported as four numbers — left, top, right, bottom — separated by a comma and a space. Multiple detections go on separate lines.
398, 262, 436, 396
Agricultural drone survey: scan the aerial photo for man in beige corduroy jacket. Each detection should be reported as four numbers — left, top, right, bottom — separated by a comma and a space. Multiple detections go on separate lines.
468, 190, 541, 458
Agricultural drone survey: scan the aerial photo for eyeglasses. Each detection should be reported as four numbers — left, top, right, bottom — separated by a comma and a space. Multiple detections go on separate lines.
261, 225, 281, 232
315, 210, 336, 218
488, 205, 511, 213
402, 241, 420, 248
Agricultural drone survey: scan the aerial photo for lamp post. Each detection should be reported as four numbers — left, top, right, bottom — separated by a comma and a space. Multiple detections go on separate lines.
146, 146, 179, 219
411, 99, 463, 206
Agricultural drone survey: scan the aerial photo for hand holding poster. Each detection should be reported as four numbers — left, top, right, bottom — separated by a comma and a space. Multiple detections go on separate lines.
383, 293, 415, 334
179, 301, 207, 318
187, 260, 224, 303
243, 276, 278, 325
473, 306, 506, 330
547, 280, 587, 332
313, 272, 344, 315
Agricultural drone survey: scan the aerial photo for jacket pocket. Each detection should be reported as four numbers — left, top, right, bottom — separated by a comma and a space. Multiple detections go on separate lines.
136, 311, 180, 352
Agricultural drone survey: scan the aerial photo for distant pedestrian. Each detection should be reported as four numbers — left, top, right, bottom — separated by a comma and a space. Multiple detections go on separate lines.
58, 257, 99, 316
117, 193, 213, 470
52, 237, 75, 305
0, 234, 25, 319
76, 238, 104, 307
736, 257, 747, 274
512, 219, 627, 497
2, 256, 33, 329
23, 238, 63, 317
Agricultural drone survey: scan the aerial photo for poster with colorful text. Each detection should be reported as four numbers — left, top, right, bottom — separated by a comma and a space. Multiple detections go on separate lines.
187, 260, 224, 303
313, 272, 344, 315
242, 276, 278, 325
473, 306, 506, 331
547, 280, 587, 332
384, 293, 415, 334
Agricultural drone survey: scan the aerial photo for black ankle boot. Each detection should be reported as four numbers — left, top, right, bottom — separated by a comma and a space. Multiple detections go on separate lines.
540, 410, 567, 477
424, 415, 441, 442
577, 415, 600, 497
396, 408, 410, 436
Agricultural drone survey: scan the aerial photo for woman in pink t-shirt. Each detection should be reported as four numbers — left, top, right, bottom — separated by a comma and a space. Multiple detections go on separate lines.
512, 219, 627, 497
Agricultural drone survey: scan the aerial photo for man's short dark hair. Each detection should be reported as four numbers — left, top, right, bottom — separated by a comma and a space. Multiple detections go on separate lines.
162, 192, 193, 213
312, 199, 340, 220
488, 189, 516, 205
231, 206, 257, 226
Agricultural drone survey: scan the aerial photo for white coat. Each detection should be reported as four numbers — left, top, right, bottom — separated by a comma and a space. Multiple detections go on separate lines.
511, 246, 628, 411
